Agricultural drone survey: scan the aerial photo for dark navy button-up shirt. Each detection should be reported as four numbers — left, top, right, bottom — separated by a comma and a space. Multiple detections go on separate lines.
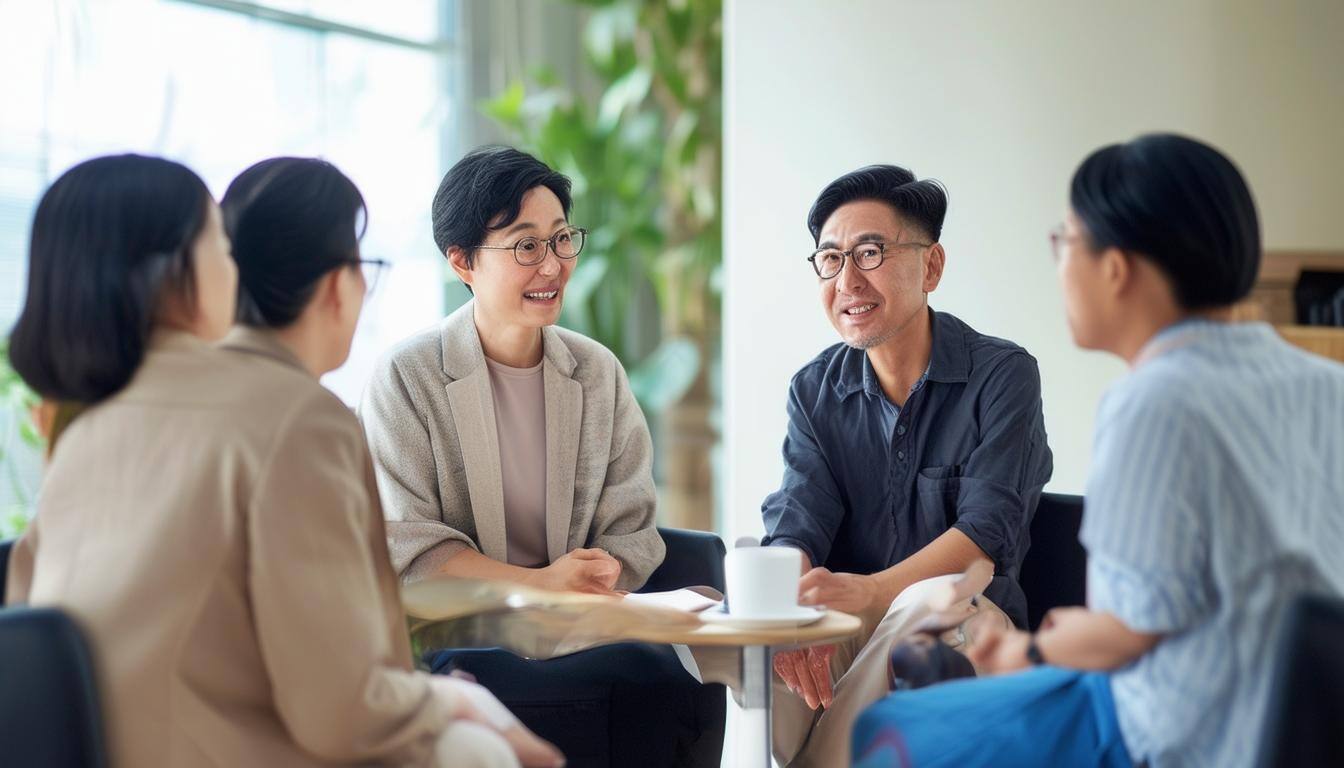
759, 309, 1053, 627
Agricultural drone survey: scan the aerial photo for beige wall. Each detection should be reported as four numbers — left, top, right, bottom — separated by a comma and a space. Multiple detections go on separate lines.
723, 0, 1344, 539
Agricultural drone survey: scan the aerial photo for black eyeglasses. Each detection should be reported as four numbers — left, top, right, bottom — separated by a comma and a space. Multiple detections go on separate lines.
473, 226, 587, 266
1049, 225, 1084, 263
807, 240, 932, 279
357, 258, 391, 295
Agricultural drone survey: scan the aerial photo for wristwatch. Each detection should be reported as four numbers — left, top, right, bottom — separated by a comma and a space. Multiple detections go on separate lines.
1025, 635, 1046, 666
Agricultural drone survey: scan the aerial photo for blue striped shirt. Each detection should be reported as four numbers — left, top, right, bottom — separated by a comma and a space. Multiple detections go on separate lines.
1081, 320, 1344, 767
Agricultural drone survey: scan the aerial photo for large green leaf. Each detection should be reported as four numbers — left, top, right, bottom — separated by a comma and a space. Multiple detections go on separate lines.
627, 337, 700, 413
583, 10, 617, 71
596, 66, 652, 134
479, 81, 526, 129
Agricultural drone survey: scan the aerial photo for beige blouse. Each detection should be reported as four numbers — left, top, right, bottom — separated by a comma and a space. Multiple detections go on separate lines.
6, 329, 465, 766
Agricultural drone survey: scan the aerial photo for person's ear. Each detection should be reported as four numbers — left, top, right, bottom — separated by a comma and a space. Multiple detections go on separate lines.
922, 243, 946, 293
315, 268, 344, 317
447, 246, 474, 289
1099, 247, 1131, 298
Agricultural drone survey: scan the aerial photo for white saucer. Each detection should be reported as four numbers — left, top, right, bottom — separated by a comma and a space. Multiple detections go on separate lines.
700, 605, 825, 629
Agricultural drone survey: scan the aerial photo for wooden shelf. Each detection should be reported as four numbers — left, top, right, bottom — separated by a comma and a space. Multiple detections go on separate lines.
1276, 324, 1344, 363
1236, 250, 1344, 364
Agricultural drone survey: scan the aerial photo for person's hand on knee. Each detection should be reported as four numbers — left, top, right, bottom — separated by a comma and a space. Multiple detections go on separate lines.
773, 645, 835, 710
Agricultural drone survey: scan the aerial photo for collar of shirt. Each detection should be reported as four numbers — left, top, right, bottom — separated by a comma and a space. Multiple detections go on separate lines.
833, 308, 971, 401
1133, 317, 1278, 370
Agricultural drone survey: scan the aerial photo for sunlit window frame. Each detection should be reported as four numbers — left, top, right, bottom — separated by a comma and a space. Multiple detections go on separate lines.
169, 0, 457, 53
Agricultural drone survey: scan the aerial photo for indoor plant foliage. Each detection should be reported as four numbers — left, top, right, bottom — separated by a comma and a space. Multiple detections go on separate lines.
0, 339, 42, 538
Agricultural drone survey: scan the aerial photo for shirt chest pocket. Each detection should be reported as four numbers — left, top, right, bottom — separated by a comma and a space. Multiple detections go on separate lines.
914, 465, 962, 541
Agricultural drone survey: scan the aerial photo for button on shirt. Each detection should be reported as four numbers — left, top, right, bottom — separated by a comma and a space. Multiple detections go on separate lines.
1081, 320, 1344, 767
760, 310, 1054, 626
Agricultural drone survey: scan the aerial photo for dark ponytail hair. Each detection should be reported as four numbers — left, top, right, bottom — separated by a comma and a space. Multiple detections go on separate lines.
1070, 133, 1261, 310
9, 154, 211, 403
221, 157, 367, 328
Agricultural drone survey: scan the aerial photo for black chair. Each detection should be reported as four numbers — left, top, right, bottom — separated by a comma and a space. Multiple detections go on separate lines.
1018, 492, 1087, 631
640, 527, 726, 595
1256, 592, 1344, 767
0, 606, 107, 768
429, 527, 727, 768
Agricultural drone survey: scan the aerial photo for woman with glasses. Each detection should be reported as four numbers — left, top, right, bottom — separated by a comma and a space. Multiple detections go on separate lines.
218, 155, 560, 768
6, 154, 561, 767
361, 145, 662, 594
361, 147, 722, 766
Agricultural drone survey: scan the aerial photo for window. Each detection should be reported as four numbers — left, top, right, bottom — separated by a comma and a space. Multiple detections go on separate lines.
0, 0, 460, 524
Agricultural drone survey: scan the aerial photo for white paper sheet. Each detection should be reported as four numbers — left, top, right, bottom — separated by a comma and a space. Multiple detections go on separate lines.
623, 588, 722, 613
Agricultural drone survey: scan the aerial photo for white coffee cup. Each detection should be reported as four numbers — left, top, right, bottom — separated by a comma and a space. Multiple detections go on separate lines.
725, 546, 802, 618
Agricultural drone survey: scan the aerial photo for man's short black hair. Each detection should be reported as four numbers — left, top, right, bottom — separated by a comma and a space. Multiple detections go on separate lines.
807, 164, 948, 245
431, 145, 572, 267
1070, 133, 1261, 310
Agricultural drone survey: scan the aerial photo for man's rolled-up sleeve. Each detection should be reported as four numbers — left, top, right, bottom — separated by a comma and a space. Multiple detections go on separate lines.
759, 378, 845, 568
952, 352, 1052, 571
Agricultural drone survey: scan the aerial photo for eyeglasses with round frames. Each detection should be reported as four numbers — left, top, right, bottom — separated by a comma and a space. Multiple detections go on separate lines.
473, 226, 587, 267
807, 240, 933, 279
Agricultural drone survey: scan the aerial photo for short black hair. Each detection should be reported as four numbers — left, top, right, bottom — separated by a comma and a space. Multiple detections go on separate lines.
1070, 133, 1261, 310
807, 164, 947, 245
10, 154, 210, 403
221, 157, 366, 328
431, 145, 572, 267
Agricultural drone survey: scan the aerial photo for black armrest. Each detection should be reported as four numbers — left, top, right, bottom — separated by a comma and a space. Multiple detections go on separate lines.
1019, 492, 1087, 631
638, 527, 726, 594
1257, 592, 1344, 767
0, 607, 107, 767
0, 538, 12, 605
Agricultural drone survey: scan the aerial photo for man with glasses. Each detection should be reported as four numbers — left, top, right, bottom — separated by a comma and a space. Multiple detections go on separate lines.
761, 164, 1053, 767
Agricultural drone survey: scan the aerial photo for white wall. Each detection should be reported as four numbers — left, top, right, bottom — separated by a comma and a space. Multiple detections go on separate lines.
723, 0, 1344, 540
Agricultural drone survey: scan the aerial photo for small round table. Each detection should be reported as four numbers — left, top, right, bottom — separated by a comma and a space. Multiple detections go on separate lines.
402, 578, 862, 768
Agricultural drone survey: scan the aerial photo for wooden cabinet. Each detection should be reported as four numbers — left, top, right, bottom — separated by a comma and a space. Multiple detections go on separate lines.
1236, 250, 1344, 364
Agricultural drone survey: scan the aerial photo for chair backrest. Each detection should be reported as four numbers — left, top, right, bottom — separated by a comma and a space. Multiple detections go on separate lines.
1018, 492, 1087, 631
1257, 592, 1344, 767
639, 527, 727, 594
0, 539, 11, 604
0, 607, 107, 767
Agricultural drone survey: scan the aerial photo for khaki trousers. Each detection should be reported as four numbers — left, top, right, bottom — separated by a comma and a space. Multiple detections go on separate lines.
693, 574, 1010, 767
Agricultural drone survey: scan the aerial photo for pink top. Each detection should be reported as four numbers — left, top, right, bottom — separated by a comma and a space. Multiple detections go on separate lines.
485, 356, 549, 568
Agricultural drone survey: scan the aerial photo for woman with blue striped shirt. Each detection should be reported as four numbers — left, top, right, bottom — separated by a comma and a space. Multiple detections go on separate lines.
852, 134, 1344, 767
